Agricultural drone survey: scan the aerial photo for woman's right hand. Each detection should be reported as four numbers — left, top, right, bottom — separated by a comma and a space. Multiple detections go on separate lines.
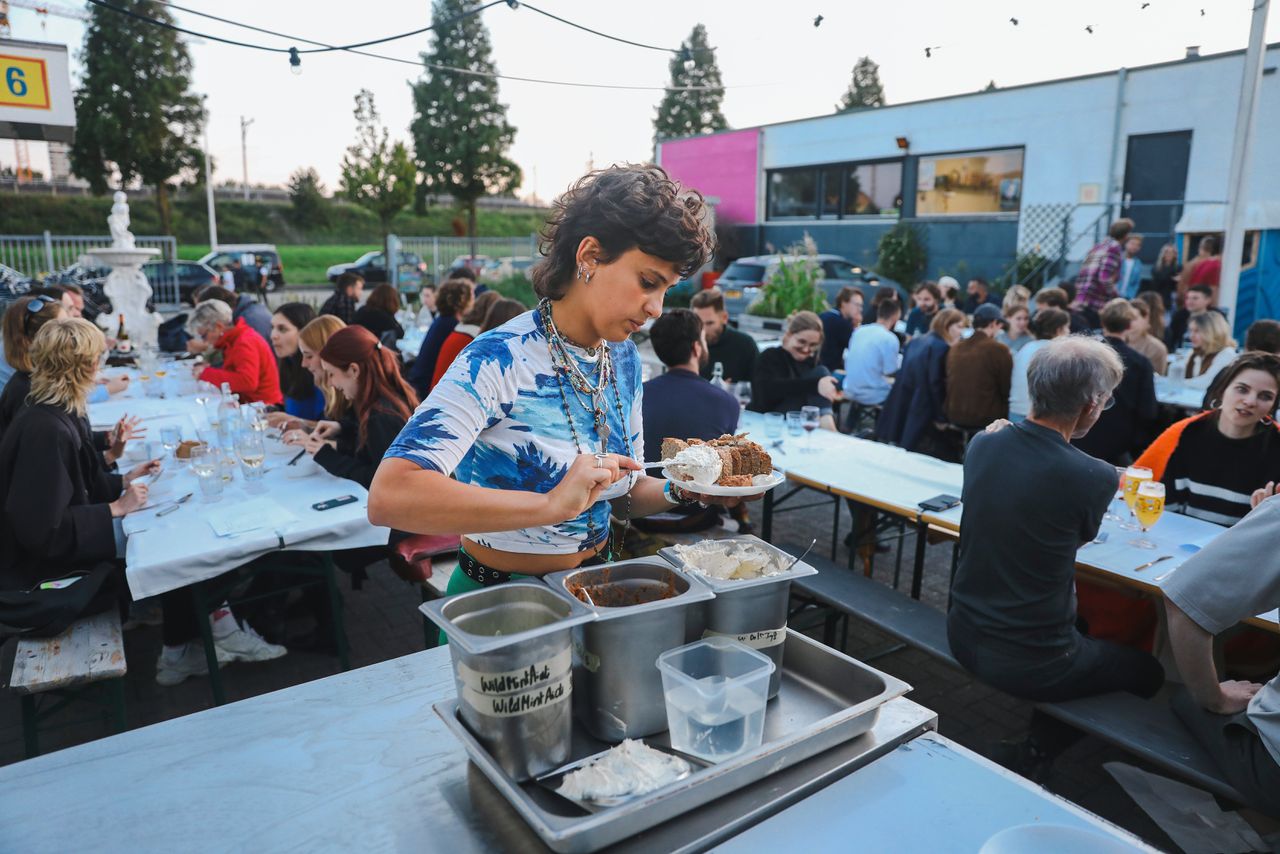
313, 420, 342, 441
817, 375, 839, 402
543, 453, 640, 524
110, 481, 149, 518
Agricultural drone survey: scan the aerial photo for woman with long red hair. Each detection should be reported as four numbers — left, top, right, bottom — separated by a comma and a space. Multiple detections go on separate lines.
286, 325, 418, 487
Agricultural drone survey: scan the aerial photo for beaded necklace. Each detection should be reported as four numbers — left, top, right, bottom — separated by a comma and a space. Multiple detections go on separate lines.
538, 298, 635, 551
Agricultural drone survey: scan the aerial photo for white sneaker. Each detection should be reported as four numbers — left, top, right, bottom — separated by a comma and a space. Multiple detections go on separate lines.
156, 643, 211, 686
214, 623, 287, 664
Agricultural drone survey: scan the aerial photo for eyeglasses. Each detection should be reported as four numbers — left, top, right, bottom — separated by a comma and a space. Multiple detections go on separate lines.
1098, 394, 1116, 411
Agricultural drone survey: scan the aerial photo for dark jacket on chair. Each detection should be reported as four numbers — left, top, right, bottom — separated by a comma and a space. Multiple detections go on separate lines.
878, 332, 950, 451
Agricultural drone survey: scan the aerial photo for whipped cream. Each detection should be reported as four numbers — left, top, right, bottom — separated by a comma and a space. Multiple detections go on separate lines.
672, 540, 787, 580
668, 445, 722, 485
557, 739, 690, 801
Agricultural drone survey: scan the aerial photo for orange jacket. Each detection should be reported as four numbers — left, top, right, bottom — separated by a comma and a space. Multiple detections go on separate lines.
1133, 410, 1214, 482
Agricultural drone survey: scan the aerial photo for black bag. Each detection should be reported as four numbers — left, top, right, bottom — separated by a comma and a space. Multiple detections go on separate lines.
0, 563, 121, 640
158, 312, 192, 353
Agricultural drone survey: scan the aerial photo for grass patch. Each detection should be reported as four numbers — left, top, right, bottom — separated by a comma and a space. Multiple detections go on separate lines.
182, 244, 378, 286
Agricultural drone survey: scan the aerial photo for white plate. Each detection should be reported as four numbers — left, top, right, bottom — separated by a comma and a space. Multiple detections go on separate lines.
661, 468, 785, 497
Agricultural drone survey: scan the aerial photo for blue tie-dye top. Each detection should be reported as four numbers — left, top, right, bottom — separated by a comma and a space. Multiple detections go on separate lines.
384, 308, 643, 554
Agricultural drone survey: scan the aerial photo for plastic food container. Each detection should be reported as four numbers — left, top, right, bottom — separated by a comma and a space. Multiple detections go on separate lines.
419, 581, 596, 780
544, 560, 713, 743
656, 636, 775, 763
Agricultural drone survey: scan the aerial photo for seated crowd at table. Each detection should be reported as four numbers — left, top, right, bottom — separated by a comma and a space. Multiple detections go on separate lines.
3, 171, 1280, 820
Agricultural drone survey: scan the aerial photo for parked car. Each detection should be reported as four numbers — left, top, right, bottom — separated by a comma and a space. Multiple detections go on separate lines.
327, 250, 427, 285
716, 253, 909, 318
448, 254, 501, 281
198, 244, 285, 290
42, 262, 111, 319
491, 256, 536, 281
143, 260, 219, 304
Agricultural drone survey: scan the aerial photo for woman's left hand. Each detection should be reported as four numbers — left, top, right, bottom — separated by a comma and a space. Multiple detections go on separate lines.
124, 458, 162, 484
301, 433, 335, 456
672, 482, 761, 509
817, 375, 840, 402
105, 414, 144, 463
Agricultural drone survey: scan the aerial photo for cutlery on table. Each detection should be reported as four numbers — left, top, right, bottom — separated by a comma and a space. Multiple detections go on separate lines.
1134, 554, 1173, 572
287, 449, 307, 466
1154, 567, 1178, 583
156, 494, 193, 517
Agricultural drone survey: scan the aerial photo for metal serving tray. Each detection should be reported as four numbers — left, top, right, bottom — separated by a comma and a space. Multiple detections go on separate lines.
433, 630, 911, 853
657, 535, 819, 592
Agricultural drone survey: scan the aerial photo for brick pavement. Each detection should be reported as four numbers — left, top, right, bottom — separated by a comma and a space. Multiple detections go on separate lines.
0, 492, 1192, 849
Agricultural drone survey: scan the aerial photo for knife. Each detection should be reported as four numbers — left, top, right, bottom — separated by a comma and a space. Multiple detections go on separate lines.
155, 493, 194, 516
1134, 554, 1173, 572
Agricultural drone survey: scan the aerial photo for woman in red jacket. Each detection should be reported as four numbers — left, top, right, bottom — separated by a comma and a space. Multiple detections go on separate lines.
188, 300, 283, 405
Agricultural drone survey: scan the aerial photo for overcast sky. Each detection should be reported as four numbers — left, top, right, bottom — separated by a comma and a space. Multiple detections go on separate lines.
4, 0, 1277, 202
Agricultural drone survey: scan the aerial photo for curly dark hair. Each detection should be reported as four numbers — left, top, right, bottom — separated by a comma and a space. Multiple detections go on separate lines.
531, 164, 716, 300
435, 279, 474, 318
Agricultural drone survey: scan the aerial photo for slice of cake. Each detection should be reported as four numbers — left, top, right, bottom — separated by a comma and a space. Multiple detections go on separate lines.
660, 434, 773, 486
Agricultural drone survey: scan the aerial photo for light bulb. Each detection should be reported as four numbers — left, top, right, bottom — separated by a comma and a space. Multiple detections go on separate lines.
288, 47, 302, 76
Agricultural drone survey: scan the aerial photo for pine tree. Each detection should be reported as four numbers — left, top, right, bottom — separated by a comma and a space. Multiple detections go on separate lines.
70, 0, 204, 234
653, 24, 727, 147
410, 0, 520, 258
836, 57, 887, 112
288, 167, 328, 227
339, 91, 415, 268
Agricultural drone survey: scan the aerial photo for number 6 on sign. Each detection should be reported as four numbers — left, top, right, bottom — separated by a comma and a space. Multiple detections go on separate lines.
0, 55, 50, 109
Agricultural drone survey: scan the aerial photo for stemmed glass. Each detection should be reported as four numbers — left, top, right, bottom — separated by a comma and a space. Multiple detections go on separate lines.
1103, 466, 1126, 523
1130, 481, 1165, 549
1121, 466, 1153, 531
801, 405, 821, 452
236, 432, 268, 493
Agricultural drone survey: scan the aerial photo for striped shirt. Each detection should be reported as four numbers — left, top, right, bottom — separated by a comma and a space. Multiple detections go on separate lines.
1136, 412, 1280, 526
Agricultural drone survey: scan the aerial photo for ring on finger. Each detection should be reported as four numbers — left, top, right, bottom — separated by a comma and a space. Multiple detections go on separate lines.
594, 453, 608, 469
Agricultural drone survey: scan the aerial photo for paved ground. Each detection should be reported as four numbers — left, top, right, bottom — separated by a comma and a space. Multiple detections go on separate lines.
0, 489, 1254, 851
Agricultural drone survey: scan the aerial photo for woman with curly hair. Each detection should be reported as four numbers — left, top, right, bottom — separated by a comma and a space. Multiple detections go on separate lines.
371, 164, 736, 597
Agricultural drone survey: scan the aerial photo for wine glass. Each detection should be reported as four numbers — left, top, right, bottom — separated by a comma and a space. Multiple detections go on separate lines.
1121, 465, 1152, 531
236, 432, 268, 493
1103, 466, 1126, 523
801, 405, 821, 452
159, 425, 182, 460
1129, 481, 1165, 549
190, 445, 223, 503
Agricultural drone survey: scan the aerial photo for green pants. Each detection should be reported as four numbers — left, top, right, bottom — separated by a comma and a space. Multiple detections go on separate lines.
437, 562, 533, 646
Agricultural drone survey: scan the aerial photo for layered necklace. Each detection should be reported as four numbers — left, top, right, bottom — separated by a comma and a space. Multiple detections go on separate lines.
538, 298, 634, 550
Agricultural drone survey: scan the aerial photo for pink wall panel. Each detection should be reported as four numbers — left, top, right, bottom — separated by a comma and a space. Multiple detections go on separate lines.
659, 130, 759, 225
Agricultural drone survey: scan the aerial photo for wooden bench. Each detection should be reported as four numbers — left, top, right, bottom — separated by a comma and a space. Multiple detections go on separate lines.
780, 542, 1246, 804
5, 609, 127, 758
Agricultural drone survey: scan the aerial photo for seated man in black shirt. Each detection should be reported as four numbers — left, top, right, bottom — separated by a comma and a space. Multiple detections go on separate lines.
638, 309, 741, 532
948, 336, 1164, 776
1072, 299, 1157, 464
691, 287, 759, 384
818, 286, 862, 372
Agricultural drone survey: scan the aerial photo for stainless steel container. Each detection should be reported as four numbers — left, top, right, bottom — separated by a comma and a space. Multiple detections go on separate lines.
659, 536, 819, 698
419, 581, 596, 780
544, 560, 714, 743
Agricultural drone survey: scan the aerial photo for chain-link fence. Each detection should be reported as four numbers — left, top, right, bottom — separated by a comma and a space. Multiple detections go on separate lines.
398, 234, 539, 284
0, 232, 180, 303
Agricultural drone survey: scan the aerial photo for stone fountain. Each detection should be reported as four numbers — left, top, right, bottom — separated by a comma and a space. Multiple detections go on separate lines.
87, 191, 162, 349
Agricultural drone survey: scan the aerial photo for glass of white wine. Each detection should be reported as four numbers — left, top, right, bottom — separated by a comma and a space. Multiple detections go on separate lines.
1130, 481, 1165, 550
191, 445, 223, 503
237, 432, 268, 493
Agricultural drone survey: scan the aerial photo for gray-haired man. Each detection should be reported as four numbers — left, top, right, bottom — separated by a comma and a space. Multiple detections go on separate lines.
948, 336, 1165, 775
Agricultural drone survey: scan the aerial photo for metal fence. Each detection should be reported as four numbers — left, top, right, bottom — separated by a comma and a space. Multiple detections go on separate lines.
0, 232, 181, 303
398, 234, 539, 283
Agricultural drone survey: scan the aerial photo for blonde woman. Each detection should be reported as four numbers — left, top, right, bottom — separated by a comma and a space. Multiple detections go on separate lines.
750, 310, 843, 430
1001, 284, 1031, 314
0, 318, 153, 635
266, 314, 348, 433
1183, 311, 1238, 390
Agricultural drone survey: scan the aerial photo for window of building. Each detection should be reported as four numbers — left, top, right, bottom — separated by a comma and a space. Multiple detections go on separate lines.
767, 169, 818, 219
767, 160, 902, 221
916, 147, 1024, 216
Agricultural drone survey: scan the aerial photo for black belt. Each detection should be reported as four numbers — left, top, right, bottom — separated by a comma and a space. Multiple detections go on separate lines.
458, 544, 612, 587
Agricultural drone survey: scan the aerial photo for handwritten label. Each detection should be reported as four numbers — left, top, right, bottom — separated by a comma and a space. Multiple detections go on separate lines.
703, 625, 787, 650
456, 648, 573, 718
572, 638, 601, 673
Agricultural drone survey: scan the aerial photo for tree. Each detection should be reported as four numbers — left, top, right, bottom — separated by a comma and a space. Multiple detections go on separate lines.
339, 91, 415, 268
876, 221, 927, 287
836, 57, 887, 112
983, 80, 999, 92
411, 0, 520, 258
70, 0, 204, 234
288, 167, 328, 227
653, 24, 727, 147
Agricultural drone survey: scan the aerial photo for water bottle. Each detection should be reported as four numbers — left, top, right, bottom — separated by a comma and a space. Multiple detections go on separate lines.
711, 362, 728, 391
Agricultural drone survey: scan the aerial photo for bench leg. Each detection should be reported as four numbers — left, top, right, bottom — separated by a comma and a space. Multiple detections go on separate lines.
108, 679, 126, 734
762, 488, 774, 543
831, 493, 840, 562
192, 584, 226, 707
911, 520, 928, 600
21, 694, 38, 758
846, 501, 859, 572
893, 520, 906, 589
322, 554, 350, 672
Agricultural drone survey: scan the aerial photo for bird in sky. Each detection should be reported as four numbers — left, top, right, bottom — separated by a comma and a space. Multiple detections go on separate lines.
1009, 16, 1019, 25
813, 15, 823, 27
1085, 24, 1095, 33
925, 46, 941, 58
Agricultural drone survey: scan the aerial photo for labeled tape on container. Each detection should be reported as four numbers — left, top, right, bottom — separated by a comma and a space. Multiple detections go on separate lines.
703, 626, 787, 650
456, 647, 573, 718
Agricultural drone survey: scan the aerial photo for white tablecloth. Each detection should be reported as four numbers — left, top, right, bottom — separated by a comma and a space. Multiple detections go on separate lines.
89, 371, 389, 600
1154, 376, 1206, 411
